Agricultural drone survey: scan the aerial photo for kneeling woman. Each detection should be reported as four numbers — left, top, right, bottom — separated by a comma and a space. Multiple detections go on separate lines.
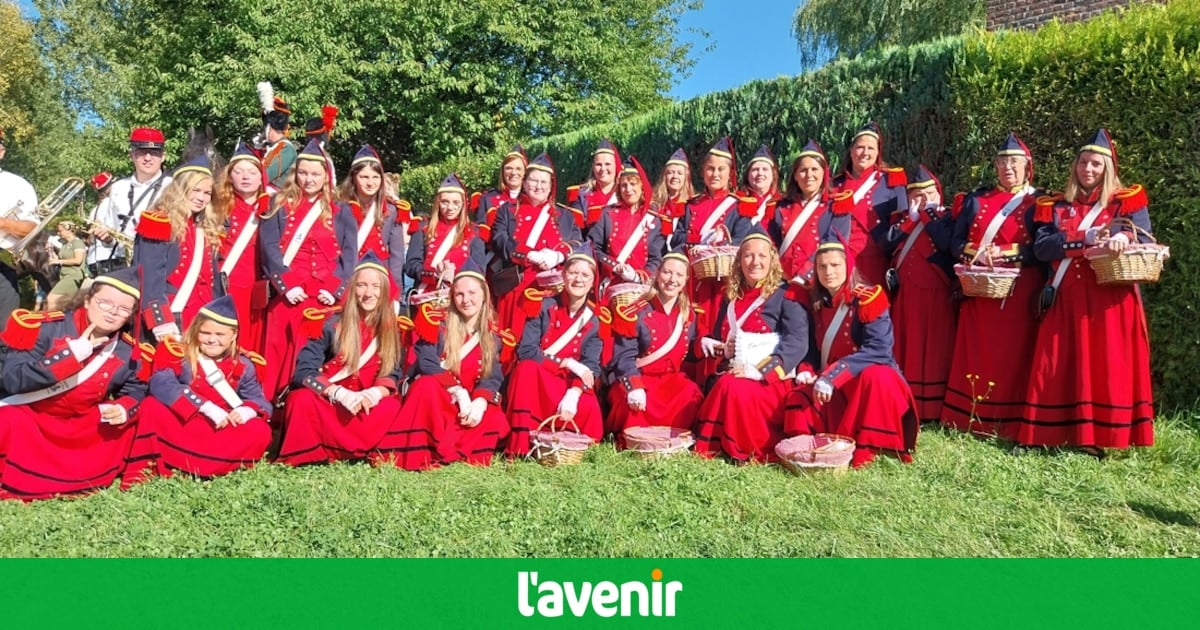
693, 234, 809, 462
608, 252, 703, 438
0, 267, 149, 500
378, 262, 511, 469
135, 295, 272, 478
505, 245, 604, 456
276, 254, 404, 465
783, 241, 918, 467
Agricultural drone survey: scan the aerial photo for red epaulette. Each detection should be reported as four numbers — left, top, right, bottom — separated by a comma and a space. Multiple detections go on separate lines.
396, 315, 414, 333
521, 286, 551, 318
566, 185, 582, 204
1033, 194, 1061, 223
598, 305, 613, 340
255, 192, 272, 216
135, 209, 172, 241
831, 190, 854, 215
495, 326, 517, 364
852, 284, 889, 322
301, 306, 338, 339
951, 192, 967, 220
736, 194, 759, 218
566, 204, 586, 229
390, 198, 413, 224
414, 302, 445, 344
0, 309, 62, 350
407, 215, 425, 235
136, 338, 157, 380
612, 299, 644, 338
347, 200, 365, 223
1115, 184, 1148, 215
239, 348, 267, 366
162, 337, 186, 359
469, 191, 482, 212
885, 166, 906, 188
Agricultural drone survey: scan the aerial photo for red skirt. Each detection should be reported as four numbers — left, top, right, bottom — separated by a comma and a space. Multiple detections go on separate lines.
262, 294, 322, 401
942, 267, 1039, 439
607, 372, 703, 446
1019, 268, 1154, 448
226, 280, 267, 355
133, 398, 271, 478
685, 276, 724, 387
276, 387, 401, 465
494, 267, 538, 350
694, 374, 791, 462
891, 269, 956, 421
0, 406, 138, 501
856, 239, 888, 288
375, 376, 509, 470
504, 359, 603, 457
784, 365, 918, 456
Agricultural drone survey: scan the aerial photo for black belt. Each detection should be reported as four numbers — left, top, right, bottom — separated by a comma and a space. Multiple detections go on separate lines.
88, 260, 126, 276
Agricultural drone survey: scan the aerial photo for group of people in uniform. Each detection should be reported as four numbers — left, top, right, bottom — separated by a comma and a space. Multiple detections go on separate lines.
0, 98, 1157, 499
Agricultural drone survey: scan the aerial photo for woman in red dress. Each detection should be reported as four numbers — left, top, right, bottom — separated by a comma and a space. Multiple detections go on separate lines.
473, 144, 526, 240
136, 295, 272, 478
883, 165, 957, 421
378, 261, 512, 469
504, 245, 605, 456
211, 142, 269, 353
829, 122, 908, 286
608, 253, 703, 439
693, 233, 810, 462
132, 156, 222, 340
784, 241, 918, 467
568, 139, 621, 232
739, 145, 782, 228
587, 155, 663, 293
257, 138, 357, 400
338, 145, 407, 297
651, 148, 695, 252
0, 267, 150, 500
489, 152, 582, 336
276, 254, 404, 465
767, 140, 850, 307
942, 133, 1044, 438
404, 173, 486, 301
1020, 129, 1155, 453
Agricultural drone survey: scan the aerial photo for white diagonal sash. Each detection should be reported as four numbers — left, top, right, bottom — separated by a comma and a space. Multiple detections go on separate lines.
328, 338, 378, 384
751, 196, 770, 225
895, 221, 927, 270
197, 356, 245, 409
543, 306, 593, 358
1050, 199, 1106, 291
0, 337, 120, 407
282, 200, 325, 266
355, 203, 377, 252
220, 212, 260, 275
977, 186, 1033, 252
819, 303, 851, 367
779, 196, 822, 254
635, 308, 687, 368
851, 171, 882, 204
522, 203, 554, 251
697, 195, 738, 241
428, 225, 459, 271
615, 213, 653, 265
170, 224, 207, 313
726, 294, 767, 337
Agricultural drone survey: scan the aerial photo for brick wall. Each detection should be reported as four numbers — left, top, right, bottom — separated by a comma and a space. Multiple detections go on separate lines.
986, 0, 1162, 30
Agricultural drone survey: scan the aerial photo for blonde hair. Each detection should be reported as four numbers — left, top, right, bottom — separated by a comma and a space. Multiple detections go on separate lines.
725, 237, 783, 301
443, 275, 497, 380
1064, 151, 1122, 208
424, 190, 471, 247
334, 267, 400, 378
182, 312, 238, 377
269, 159, 334, 221
639, 256, 691, 314
337, 160, 386, 224
158, 170, 225, 246
651, 162, 695, 208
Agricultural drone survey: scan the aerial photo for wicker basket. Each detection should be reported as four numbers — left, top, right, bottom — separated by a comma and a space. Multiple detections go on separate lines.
408, 287, 449, 308
623, 425, 694, 460
529, 415, 593, 467
775, 433, 856, 475
605, 282, 649, 309
688, 225, 737, 281
955, 263, 1019, 298
1085, 222, 1169, 285
535, 269, 564, 293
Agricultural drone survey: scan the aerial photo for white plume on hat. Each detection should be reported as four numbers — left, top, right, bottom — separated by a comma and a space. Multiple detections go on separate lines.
257, 81, 275, 114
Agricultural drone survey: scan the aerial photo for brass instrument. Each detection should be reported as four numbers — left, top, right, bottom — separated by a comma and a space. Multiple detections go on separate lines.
83, 217, 135, 251
8, 177, 87, 259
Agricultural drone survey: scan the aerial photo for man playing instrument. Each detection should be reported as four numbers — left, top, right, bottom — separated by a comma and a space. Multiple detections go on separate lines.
86, 127, 173, 277
0, 127, 39, 321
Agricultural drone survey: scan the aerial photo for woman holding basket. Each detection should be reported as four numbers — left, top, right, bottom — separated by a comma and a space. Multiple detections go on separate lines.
1020, 129, 1155, 453
404, 173, 486, 306
942, 133, 1044, 438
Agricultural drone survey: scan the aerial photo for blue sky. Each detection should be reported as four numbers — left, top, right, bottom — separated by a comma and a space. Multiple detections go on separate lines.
16, 0, 804, 101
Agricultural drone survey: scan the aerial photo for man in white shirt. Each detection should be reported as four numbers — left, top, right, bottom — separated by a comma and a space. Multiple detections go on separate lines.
0, 127, 40, 321
87, 127, 173, 275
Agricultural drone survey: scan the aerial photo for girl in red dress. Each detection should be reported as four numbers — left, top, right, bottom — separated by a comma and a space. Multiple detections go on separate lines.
650, 148, 695, 254
942, 133, 1045, 438
568, 139, 621, 232
378, 261, 512, 470
473, 144, 527, 237
829, 122, 908, 286
488, 152, 582, 337
404, 173, 486, 302
338, 145, 408, 299
587, 155, 663, 290
212, 142, 269, 353
133, 156, 222, 340
608, 253, 703, 439
136, 295, 272, 478
693, 234, 810, 462
276, 254, 404, 465
739, 145, 783, 228
1020, 129, 1155, 453
0, 267, 150, 500
767, 140, 850, 307
258, 138, 357, 400
784, 241, 918, 467
883, 165, 957, 421
504, 245, 605, 456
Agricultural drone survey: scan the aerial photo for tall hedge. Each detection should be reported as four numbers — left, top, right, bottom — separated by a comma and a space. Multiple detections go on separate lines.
401, 0, 1200, 410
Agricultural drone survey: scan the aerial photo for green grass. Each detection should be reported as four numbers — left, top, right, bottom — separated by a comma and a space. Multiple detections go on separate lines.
3, 413, 1200, 557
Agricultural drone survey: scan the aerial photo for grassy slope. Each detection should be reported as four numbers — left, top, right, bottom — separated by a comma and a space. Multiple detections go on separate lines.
2, 415, 1198, 558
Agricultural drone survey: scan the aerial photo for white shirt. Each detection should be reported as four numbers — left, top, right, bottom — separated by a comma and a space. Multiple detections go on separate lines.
87, 171, 172, 264
0, 169, 39, 251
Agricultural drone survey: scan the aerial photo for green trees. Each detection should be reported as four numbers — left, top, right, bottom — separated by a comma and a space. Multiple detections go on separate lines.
791, 0, 985, 67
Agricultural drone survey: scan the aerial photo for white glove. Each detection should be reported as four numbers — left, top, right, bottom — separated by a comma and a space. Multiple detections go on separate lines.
558, 386, 581, 418
908, 199, 921, 222
814, 377, 834, 397
360, 386, 385, 409
98, 403, 128, 425
200, 401, 228, 427
559, 357, 595, 389
618, 265, 638, 282
67, 336, 96, 362
738, 366, 764, 381
317, 289, 336, 305
230, 406, 256, 425
700, 337, 725, 358
526, 250, 547, 266
285, 286, 307, 304
795, 370, 817, 385
152, 322, 181, 341
627, 388, 647, 411
331, 386, 363, 414
789, 275, 808, 288
448, 385, 471, 416
392, 299, 402, 315
541, 249, 565, 266
1109, 232, 1131, 245
466, 398, 487, 427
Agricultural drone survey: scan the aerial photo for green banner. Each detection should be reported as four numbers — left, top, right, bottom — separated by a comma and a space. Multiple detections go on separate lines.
2, 559, 1195, 627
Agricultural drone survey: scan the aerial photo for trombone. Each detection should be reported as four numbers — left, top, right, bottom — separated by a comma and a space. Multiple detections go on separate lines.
7, 177, 87, 260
